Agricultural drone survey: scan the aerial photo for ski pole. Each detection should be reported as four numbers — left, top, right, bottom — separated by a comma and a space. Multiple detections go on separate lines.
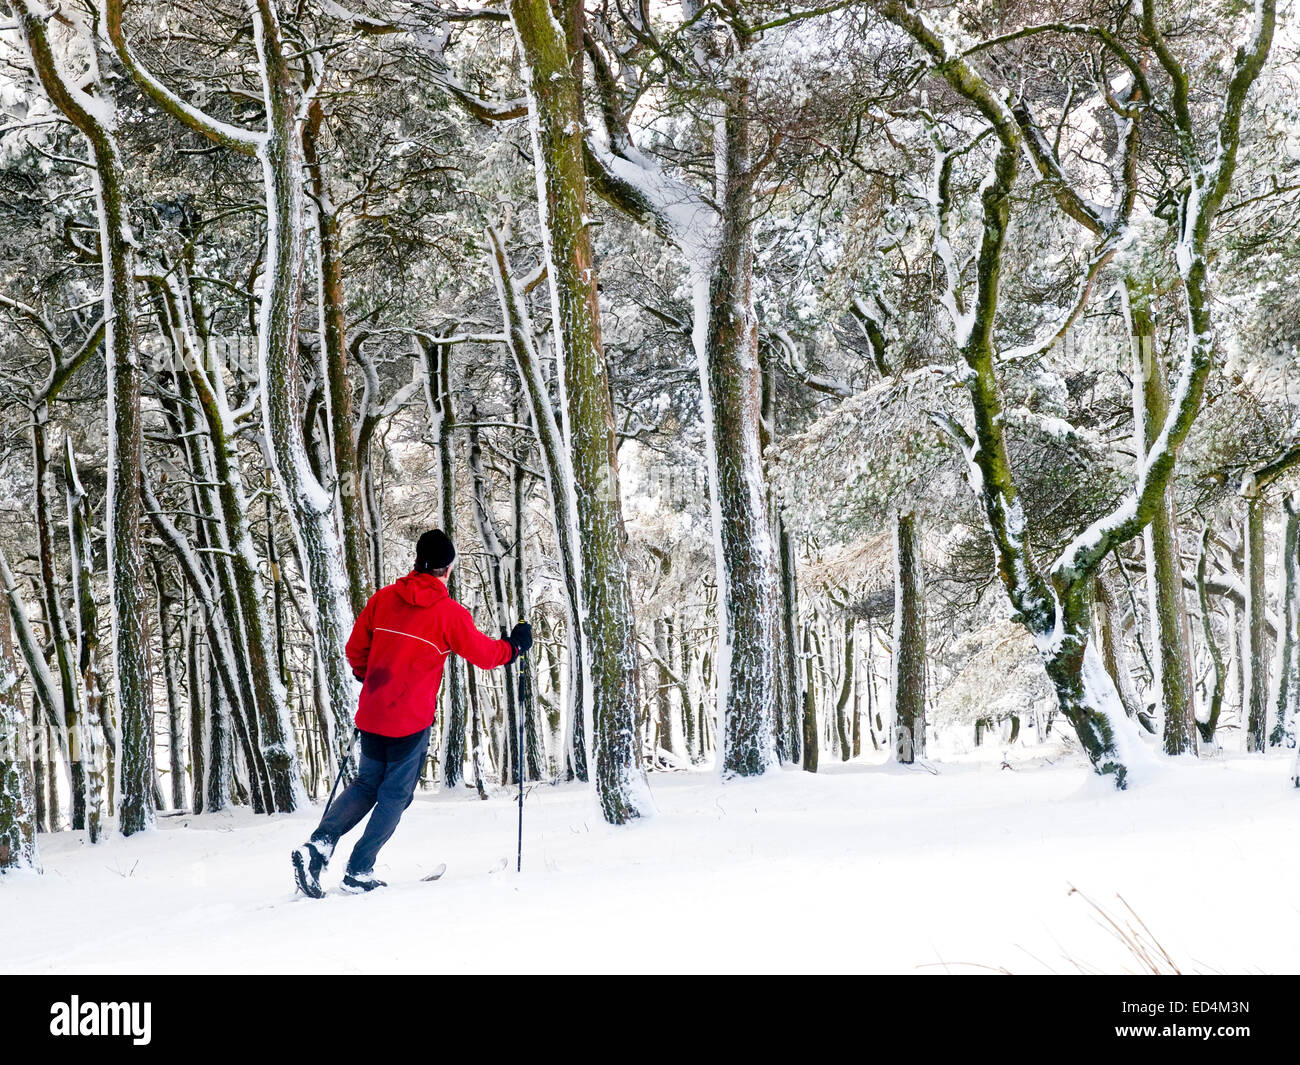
515, 619, 530, 872
322, 726, 359, 816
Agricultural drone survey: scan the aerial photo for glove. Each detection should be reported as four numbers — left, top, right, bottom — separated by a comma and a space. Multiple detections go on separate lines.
508, 621, 533, 662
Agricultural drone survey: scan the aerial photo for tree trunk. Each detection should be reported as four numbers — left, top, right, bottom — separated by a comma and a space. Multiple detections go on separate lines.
45, 722, 61, 831
1271, 496, 1298, 747
509, 0, 649, 822
251, 0, 358, 773
835, 616, 854, 762
466, 663, 489, 800
419, 339, 468, 788
0, 550, 66, 783
30, 414, 80, 829
672, 616, 698, 763
303, 100, 369, 619
1093, 574, 1142, 720
98, 75, 153, 838
541, 616, 564, 778
0, 607, 40, 871
1245, 493, 1269, 751
33, 721, 47, 833
266, 483, 289, 687
511, 428, 545, 781
777, 517, 803, 765
207, 645, 231, 812
64, 441, 105, 840
892, 513, 926, 763
1042, 618, 1136, 781
153, 562, 187, 811
1127, 283, 1197, 755
699, 72, 779, 779
865, 625, 880, 751
16, 4, 155, 835
801, 624, 818, 773
584, 18, 780, 780
1196, 522, 1228, 744
654, 617, 675, 762
187, 608, 206, 814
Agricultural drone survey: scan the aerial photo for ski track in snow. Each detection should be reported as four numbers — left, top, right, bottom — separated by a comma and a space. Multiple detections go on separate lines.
4, 747, 1298, 975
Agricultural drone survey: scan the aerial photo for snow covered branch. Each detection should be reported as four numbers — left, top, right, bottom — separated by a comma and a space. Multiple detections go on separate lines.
104, 0, 263, 155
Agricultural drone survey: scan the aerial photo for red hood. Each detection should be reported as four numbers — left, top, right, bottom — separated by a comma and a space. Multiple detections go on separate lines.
393, 570, 449, 608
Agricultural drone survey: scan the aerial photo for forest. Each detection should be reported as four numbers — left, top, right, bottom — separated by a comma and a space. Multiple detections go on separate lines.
0, 0, 1297, 926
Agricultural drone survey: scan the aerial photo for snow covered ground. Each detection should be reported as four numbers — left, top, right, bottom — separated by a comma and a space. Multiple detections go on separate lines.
5, 742, 1299, 975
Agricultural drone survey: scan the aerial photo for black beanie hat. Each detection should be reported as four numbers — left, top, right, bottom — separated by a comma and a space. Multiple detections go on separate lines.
415, 529, 456, 572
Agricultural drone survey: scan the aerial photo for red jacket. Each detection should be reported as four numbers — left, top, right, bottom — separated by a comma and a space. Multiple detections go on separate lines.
345, 571, 513, 737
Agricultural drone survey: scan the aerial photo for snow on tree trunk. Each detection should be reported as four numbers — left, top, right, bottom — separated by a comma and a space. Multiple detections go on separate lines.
696, 76, 779, 779
65, 441, 105, 841
509, 0, 650, 823
250, 0, 358, 772
466, 658, 489, 800
152, 562, 186, 811
303, 100, 370, 619
0, 606, 39, 872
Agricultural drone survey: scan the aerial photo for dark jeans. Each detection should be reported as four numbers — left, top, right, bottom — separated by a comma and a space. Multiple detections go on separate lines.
312, 727, 431, 875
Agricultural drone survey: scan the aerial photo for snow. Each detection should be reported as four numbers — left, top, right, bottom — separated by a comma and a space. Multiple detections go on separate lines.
589, 137, 719, 263
689, 266, 729, 763
7, 749, 1300, 974
1080, 639, 1160, 784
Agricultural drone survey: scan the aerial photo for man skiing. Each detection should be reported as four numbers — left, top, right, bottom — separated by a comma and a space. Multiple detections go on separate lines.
291, 529, 531, 896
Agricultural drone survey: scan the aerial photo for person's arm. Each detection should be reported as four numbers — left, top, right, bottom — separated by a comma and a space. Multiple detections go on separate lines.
443, 602, 514, 670
345, 595, 378, 681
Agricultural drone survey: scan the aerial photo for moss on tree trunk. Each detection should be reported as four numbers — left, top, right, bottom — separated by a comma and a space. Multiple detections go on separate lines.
509, 0, 648, 823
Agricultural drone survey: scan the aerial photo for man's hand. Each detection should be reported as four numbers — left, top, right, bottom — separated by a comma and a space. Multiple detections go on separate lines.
508, 621, 533, 661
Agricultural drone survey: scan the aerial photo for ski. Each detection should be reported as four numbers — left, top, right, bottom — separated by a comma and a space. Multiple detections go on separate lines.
420, 862, 447, 882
